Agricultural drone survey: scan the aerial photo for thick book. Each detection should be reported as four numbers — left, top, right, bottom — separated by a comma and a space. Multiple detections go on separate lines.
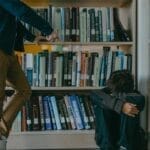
47, 96, 57, 130
42, 96, 52, 130
69, 95, 84, 129
31, 96, 41, 131
57, 98, 68, 130
50, 96, 62, 130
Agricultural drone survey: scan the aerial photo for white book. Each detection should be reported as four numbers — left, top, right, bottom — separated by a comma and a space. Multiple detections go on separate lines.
50, 96, 62, 130
54, 7, 62, 40
61, 7, 65, 41
87, 8, 90, 42
71, 54, 77, 86
106, 50, 113, 80
123, 55, 128, 70
56, 56, 60, 87
94, 53, 102, 87
39, 53, 46, 87
76, 51, 81, 87
109, 7, 115, 41
106, 8, 111, 41
101, 7, 107, 42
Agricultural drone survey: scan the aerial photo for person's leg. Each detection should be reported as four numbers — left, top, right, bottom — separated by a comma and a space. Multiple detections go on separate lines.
103, 109, 120, 149
119, 113, 140, 150
0, 50, 9, 138
0, 51, 9, 116
0, 53, 32, 137
119, 96, 144, 150
94, 103, 120, 150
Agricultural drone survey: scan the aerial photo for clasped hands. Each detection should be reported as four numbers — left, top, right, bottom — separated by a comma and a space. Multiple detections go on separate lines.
34, 31, 59, 44
122, 102, 139, 117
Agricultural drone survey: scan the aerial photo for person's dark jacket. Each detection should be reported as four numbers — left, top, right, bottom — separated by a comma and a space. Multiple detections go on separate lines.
0, 0, 53, 54
91, 88, 145, 114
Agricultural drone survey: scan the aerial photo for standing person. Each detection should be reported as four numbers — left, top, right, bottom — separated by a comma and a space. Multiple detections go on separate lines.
0, 0, 58, 139
91, 70, 145, 150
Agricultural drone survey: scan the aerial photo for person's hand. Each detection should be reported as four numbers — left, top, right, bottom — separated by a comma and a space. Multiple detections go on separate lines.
122, 102, 139, 117
46, 31, 59, 42
34, 35, 47, 44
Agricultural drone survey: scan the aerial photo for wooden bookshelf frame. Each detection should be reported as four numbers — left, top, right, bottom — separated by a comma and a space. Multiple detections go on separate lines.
7, 130, 98, 149
23, 0, 131, 7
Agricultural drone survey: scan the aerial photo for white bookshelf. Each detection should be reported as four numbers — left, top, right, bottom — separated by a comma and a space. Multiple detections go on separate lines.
24, 41, 134, 46
7, 130, 97, 149
6, 86, 104, 91
7, 0, 137, 149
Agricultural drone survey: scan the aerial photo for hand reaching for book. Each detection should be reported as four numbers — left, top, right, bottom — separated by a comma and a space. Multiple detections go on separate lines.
34, 35, 46, 44
46, 31, 59, 42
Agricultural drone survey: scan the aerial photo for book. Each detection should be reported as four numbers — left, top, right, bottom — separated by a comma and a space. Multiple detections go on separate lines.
50, 96, 62, 130
42, 96, 52, 130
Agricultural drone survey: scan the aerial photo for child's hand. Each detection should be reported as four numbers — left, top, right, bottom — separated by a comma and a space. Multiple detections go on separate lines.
34, 35, 46, 44
122, 102, 139, 117
46, 31, 59, 42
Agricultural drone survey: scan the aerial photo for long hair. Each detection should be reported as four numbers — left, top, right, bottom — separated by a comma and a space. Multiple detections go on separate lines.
107, 70, 134, 93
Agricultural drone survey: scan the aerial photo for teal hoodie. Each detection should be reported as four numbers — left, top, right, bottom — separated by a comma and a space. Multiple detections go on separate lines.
0, 0, 53, 54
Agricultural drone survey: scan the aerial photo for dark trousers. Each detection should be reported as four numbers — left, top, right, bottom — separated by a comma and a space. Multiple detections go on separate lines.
95, 109, 140, 150
94, 98, 144, 150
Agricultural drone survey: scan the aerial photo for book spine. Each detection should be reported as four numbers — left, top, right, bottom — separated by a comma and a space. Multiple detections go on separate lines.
42, 96, 52, 130
50, 96, 62, 130
69, 95, 84, 129
21, 106, 27, 131
57, 99, 68, 130
64, 95, 76, 129
47, 96, 57, 130
78, 96, 91, 129
25, 101, 32, 131
71, 53, 77, 86
39, 52, 46, 87
61, 98, 72, 129
38, 96, 45, 131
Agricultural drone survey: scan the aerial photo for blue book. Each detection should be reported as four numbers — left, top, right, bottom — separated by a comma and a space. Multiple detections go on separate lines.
69, 95, 84, 129
42, 96, 52, 130
50, 96, 62, 130
47, 96, 57, 130
26, 69, 33, 86
75, 95, 85, 129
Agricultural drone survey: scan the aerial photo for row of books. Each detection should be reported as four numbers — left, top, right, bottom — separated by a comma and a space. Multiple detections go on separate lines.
24, 6, 130, 42
10, 94, 95, 132
16, 47, 132, 87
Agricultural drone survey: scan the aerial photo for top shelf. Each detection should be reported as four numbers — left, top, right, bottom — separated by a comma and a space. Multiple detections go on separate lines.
23, 0, 131, 7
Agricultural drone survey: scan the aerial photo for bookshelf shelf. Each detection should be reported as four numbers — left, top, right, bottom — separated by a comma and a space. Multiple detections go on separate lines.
23, 0, 131, 7
25, 41, 134, 46
6, 86, 103, 91
7, 130, 97, 149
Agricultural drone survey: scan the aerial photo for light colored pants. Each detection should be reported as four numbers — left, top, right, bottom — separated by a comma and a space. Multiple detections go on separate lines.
0, 50, 31, 132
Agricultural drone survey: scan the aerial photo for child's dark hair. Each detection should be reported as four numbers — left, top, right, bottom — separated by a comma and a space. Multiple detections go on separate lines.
107, 70, 134, 93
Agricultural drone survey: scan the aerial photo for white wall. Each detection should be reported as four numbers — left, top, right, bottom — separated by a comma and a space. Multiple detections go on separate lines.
137, 0, 150, 132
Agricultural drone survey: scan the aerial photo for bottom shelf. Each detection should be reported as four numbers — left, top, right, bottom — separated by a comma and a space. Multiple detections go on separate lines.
7, 130, 98, 149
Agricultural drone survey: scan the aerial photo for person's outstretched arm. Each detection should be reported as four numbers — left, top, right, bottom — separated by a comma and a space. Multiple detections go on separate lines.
0, 0, 53, 36
17, 21, 46, 43
17, 21, 36, 42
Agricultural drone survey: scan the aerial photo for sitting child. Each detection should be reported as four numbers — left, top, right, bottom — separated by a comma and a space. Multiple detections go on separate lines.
91, 70, 145, 150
